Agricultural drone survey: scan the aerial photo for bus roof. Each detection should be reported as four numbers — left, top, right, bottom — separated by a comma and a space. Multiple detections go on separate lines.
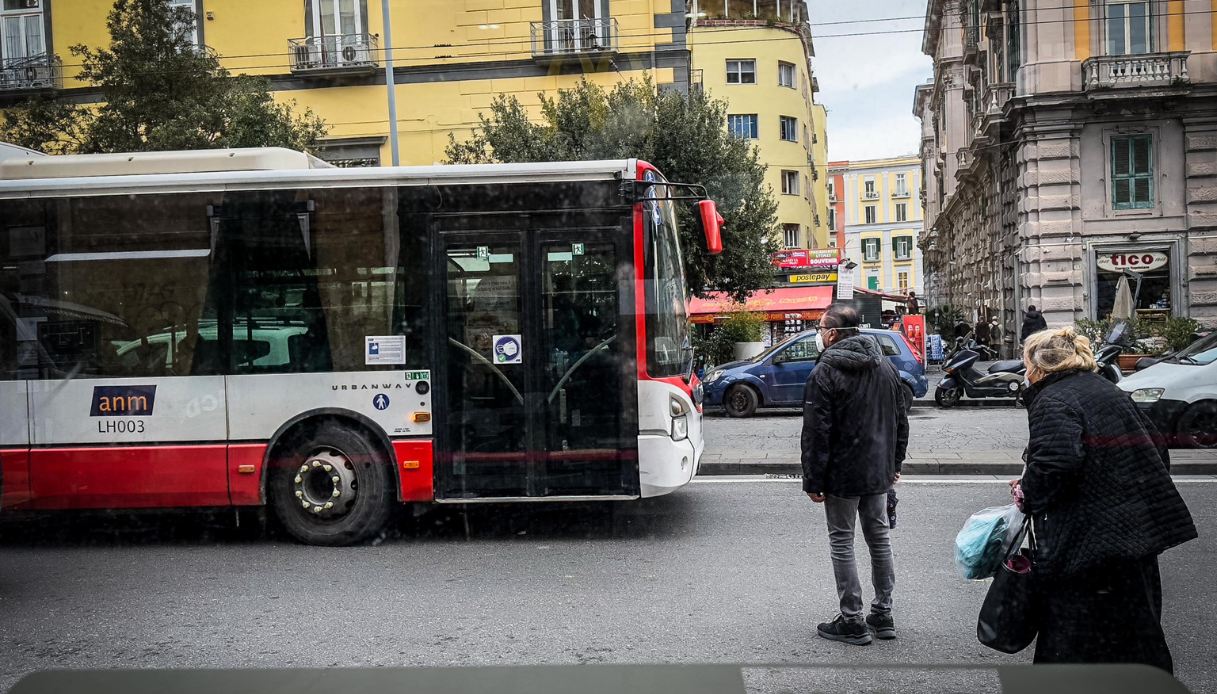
0, 146, 640, 199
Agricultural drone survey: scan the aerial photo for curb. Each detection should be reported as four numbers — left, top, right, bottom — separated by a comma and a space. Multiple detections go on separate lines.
696, 460, 1217, 477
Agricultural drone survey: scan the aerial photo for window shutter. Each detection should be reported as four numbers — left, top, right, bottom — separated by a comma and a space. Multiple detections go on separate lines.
1132, 135, 1151, 175
1113, 137, 1131, 177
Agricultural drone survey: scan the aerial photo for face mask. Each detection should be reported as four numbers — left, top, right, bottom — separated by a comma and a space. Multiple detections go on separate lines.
815, 331, 826, 353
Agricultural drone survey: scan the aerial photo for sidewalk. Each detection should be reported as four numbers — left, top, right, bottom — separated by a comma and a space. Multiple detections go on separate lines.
697, 447, 1217, 476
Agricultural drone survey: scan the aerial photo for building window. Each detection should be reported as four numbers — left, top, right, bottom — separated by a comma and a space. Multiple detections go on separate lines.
1111, 134, 1153, 210
1095, 248, 1173, 318
308, 0, 367, 37
863, 178, 877, 199
1106, 0, 1151, 56
727, 114, 758, 139
827, 208, 836, 231
894, 236, 913, 260
726, 59, 756, 84
897, 271, 910, 291
895, 203, 908, 223
862, 238, 881, 262
864, 205, 877, 225
779, 116, 798, 142
782, 224, 800, 249
778, 61, 796, 88
780, 170, 799, 195
895, 173, 908, 196
0, 0, 46, 63
827, 182, 835, 200
1006, 0, 1022, 80
169, 0, 201, 46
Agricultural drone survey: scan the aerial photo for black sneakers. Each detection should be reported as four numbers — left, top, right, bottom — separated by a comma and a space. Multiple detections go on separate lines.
866, 612, 897, 640
816, 615, 873, 645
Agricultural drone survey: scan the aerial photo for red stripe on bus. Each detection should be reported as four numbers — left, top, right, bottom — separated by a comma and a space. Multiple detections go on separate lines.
634, 161, 653, 383
27, 445, 229, 510
228, 443, 266, 506
392, 439, 434, 502
0, 448, 31, 510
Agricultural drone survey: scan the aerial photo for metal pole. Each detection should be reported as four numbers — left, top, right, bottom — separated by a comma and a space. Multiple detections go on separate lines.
381, 0, 400, 166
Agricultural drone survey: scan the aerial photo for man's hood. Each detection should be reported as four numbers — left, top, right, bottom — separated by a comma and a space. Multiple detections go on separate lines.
1025, 308, 1042, 319
819, 334, 884, 371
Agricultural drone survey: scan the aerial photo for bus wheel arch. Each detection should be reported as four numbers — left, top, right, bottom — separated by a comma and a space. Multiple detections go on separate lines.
263, 411, 398, 546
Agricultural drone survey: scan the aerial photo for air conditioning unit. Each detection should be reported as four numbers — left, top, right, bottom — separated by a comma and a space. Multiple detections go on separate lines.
338, 38, 372, 66
293, 42, 318, 70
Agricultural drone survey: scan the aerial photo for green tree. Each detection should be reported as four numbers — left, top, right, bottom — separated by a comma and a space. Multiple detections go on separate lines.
0, 0, 326, 154
446, 78, 778, 300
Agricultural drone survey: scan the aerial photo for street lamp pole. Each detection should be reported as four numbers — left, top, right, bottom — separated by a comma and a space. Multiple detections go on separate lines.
381, 0, 400, 166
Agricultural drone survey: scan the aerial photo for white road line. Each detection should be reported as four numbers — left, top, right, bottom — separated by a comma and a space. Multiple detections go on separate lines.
692, 476, 1217, 485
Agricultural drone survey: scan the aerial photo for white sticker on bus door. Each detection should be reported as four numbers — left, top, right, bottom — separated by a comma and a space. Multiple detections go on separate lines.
492, 334, 522, 364
365, 335, 406, 365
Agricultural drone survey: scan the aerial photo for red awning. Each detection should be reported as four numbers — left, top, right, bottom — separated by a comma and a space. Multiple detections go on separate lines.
687, 286, 835, 324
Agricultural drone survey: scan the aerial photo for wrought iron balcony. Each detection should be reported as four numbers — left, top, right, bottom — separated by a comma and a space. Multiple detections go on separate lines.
0, 53, 61, 92
1083, 52, 1189, 92
530, 17, 618, 62
289, 34, 379, 76
862, 191, 880, 200
892, 189, 911, 199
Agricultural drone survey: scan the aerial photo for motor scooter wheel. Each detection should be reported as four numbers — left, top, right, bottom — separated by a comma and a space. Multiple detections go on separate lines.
934, 386, 962, 408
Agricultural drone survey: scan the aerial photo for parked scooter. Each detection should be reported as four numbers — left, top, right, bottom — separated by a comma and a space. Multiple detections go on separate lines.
1094, 321, 1127, 384
934, 348, 1026, 407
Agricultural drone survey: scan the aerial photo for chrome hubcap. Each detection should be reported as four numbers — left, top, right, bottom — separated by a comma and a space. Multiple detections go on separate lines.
293, 449, 357, 518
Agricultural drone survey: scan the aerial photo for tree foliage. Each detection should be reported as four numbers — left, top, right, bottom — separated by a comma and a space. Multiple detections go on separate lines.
446, 78, 778, 300
0, 0, 326, 154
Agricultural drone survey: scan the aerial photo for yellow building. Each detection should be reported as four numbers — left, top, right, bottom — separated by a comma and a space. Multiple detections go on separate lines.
688, 0, 829, 250
4, 0, 690, 165
840, 156, 923, 298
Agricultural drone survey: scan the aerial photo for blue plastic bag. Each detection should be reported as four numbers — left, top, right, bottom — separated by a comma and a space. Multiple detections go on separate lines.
954, 504, 1025, 580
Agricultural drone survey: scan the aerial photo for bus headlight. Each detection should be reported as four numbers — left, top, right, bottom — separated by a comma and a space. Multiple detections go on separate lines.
670, 395, 689, 441
1131, 388, 1165, 404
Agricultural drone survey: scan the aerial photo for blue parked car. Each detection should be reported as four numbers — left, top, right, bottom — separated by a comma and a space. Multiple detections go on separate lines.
702, 329, 929, 417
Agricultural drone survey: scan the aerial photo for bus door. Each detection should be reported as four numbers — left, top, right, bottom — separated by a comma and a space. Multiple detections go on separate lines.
434, 228, 637, 500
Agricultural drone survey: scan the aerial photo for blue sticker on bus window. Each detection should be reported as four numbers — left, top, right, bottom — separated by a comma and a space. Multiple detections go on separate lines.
493, 334, 522, 364
372, 393, 390, 411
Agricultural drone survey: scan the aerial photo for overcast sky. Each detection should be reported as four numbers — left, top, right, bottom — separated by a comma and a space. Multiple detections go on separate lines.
806, 0, 933, 162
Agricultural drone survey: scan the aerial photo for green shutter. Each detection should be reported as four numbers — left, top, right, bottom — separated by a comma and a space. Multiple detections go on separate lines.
868, 276, 879, 290
1112, 135, 1153, 210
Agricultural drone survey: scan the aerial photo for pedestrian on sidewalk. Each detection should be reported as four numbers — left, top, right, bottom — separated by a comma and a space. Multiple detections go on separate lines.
1011, 327, 1196, 672
1019, 305, 1047, 344
801, 304, 910, 646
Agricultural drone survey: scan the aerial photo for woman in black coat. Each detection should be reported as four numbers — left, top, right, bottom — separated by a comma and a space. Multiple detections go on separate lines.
1013, 327, 1197, 672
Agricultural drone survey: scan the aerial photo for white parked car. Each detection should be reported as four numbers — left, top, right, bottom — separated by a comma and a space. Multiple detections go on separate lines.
1118, 332, 1217, 448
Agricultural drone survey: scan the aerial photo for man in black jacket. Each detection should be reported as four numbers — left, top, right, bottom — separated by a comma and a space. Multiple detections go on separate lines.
1020, 305, 1048, 343
802, 304, 910, 646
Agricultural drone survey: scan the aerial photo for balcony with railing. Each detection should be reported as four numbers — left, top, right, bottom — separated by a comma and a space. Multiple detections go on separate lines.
892, 188, 911, 199
862, 190, 880, 200
1082, 52, 1189, 93
530, 17, 618, 63
0, 53, 61, 93
288, 34, 379, 76
972, 81, 1013, 136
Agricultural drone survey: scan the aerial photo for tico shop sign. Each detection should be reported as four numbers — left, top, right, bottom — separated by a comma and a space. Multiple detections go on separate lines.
1097, 251, 1169, 273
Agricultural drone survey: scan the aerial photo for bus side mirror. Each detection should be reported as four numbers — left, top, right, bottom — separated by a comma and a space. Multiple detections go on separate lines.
698, 200, 724, 255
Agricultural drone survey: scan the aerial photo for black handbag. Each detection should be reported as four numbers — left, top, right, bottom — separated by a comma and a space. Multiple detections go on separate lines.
977, 518, 1038, 654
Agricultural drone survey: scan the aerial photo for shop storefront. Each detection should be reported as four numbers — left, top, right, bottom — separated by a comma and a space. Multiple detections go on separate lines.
687, 286, 835, 347
1090, 244, 1182, 323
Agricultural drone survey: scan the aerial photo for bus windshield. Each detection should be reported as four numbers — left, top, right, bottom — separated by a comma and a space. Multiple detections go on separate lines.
643, 172, 692, 379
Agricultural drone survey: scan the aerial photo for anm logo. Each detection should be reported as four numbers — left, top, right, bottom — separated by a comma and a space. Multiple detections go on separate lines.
90, 385, 157, 416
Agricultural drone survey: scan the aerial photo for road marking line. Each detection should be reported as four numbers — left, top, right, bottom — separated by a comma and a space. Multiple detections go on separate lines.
692, 477, 1217, 485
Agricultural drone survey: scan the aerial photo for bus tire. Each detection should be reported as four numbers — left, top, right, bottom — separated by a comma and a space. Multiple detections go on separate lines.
268, 421, 395, 546
724, 384, 758, 418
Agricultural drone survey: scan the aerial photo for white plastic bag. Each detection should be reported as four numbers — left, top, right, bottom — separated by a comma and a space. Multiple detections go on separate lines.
954, 503, 1025, 580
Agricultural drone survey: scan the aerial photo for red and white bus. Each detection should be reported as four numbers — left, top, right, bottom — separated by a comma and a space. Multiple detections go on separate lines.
0, 148, 723, 545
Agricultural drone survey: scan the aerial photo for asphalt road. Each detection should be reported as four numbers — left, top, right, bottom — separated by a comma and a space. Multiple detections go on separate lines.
2, 480, 1213, 693
704, 405, 1031, 455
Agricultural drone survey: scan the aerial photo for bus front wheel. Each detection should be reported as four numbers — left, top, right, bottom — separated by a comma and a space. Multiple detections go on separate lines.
269, 421, 395, 546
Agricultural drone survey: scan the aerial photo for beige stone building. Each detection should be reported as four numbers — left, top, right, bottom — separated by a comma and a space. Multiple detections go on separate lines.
916, 0, 1217, 352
